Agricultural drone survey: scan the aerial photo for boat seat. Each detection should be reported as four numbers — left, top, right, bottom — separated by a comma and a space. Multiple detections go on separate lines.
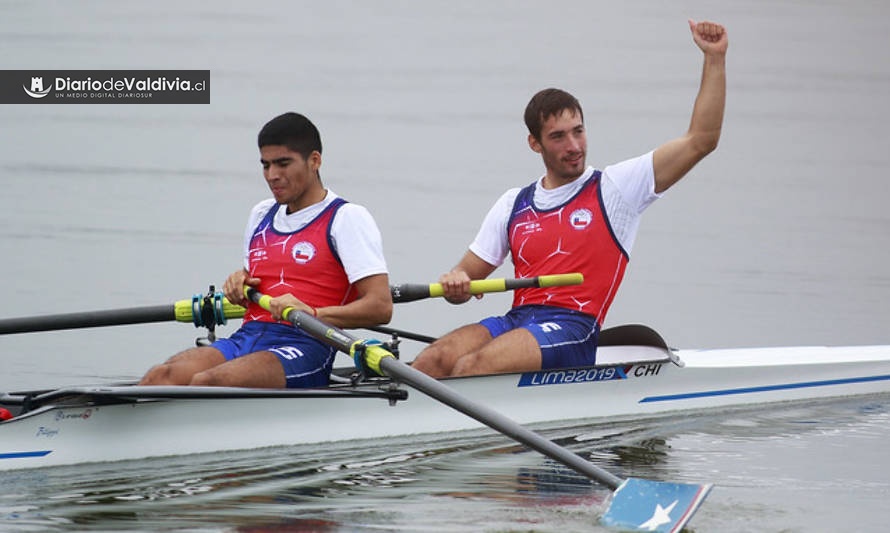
595, 324, 677, 366
598, 324, 669, 350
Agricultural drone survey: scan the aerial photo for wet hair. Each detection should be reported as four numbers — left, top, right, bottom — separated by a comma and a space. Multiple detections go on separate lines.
257, 112, 322, 159
523, 88, 584, 141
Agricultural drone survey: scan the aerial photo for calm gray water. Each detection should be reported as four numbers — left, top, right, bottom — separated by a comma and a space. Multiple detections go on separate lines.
2, 1, 889, 531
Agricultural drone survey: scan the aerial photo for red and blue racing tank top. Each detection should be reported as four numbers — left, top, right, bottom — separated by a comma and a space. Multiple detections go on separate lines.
507, 171, 628, 325
244, 198, 355, 324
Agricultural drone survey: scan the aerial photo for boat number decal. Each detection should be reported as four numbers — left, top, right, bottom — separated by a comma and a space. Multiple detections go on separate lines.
518, 363, 662, 387
54, 409, 93, 421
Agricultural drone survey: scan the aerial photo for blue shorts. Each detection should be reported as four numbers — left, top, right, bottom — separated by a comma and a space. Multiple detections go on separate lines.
211, 321, 336, 388
479, 305, 599, 370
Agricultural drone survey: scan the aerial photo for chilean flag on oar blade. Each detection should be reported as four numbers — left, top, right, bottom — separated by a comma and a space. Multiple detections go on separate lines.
601, 478, 713, 532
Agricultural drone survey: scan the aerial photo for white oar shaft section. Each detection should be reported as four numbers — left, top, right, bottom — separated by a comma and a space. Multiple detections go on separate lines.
244, 286, 623, 489
391, 273, 584, 303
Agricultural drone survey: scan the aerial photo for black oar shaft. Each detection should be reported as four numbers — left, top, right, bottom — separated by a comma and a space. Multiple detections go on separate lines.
0, 306, 174, 334
503, 278, 538, 290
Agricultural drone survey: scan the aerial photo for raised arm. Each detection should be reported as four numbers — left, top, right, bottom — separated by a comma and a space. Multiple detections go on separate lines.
652, 19, 728, 194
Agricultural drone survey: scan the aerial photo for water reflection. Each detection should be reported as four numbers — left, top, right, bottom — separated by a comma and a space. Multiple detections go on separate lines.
2, 396, 889, 532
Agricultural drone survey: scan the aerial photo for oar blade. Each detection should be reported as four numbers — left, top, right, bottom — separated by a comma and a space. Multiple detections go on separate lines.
601, 477, 712, 532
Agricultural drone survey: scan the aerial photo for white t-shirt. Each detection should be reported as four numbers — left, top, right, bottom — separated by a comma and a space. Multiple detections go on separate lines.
242, 190, 388, 283
469, 151, 659, 267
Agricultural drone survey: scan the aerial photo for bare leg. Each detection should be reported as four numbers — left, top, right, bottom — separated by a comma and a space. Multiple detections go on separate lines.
190, 351, 286, 388
411, 324, 493, 378
451, 328, 542, 377
139, 346, 225, 385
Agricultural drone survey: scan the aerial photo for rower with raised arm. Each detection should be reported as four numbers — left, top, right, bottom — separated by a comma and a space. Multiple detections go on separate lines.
140, 112, 392, 388
412, 20, 728, 378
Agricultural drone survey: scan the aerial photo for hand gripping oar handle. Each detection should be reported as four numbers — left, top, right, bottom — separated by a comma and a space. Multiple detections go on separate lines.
390, 273, 584, 303
244, 286, 622, 489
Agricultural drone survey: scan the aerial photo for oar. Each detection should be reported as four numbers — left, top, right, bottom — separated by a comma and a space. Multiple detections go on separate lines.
246, 287, 712, 532
390, 272, 583, 303
0, 275, 582, 335
0, 295, 246, 335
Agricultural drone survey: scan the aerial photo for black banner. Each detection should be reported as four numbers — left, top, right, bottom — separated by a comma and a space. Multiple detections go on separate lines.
0, 70, 210, 104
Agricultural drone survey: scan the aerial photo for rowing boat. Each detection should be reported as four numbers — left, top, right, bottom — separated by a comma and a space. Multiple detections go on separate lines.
3, 279, 888, 532
4, 323, 890, 472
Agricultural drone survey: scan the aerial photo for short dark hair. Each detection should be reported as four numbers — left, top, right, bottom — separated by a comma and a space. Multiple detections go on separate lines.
523, 88, 584, 141
257, 112, 322, 159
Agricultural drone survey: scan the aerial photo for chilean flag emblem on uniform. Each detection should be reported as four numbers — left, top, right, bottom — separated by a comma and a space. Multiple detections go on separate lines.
569, 208, 593, 230
291, 241, 317, 264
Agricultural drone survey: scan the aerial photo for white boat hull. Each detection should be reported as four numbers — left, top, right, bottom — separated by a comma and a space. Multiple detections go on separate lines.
3, 343, 890, 471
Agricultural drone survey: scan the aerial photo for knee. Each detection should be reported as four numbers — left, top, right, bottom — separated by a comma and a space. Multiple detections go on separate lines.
139, 364, 172, 385
411, 346, 447, 378
189, 371, 218, 387
451, 353, 480, 377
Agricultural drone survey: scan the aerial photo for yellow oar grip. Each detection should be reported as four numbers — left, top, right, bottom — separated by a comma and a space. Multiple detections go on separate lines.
469, 278, 508, 294
537, 273, 584, 288
428, 285, 445, 298
427, 279, 511, 297
426, 273, 582, 298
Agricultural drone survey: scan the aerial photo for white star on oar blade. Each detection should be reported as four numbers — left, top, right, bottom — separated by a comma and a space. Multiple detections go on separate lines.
638, 499, 678, 531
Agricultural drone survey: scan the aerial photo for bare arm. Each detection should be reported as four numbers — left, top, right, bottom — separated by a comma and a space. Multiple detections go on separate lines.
438, 250, 498, 304
652, 19, 728, 194
269, 273, 393, 328
316, 273, 393, 328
